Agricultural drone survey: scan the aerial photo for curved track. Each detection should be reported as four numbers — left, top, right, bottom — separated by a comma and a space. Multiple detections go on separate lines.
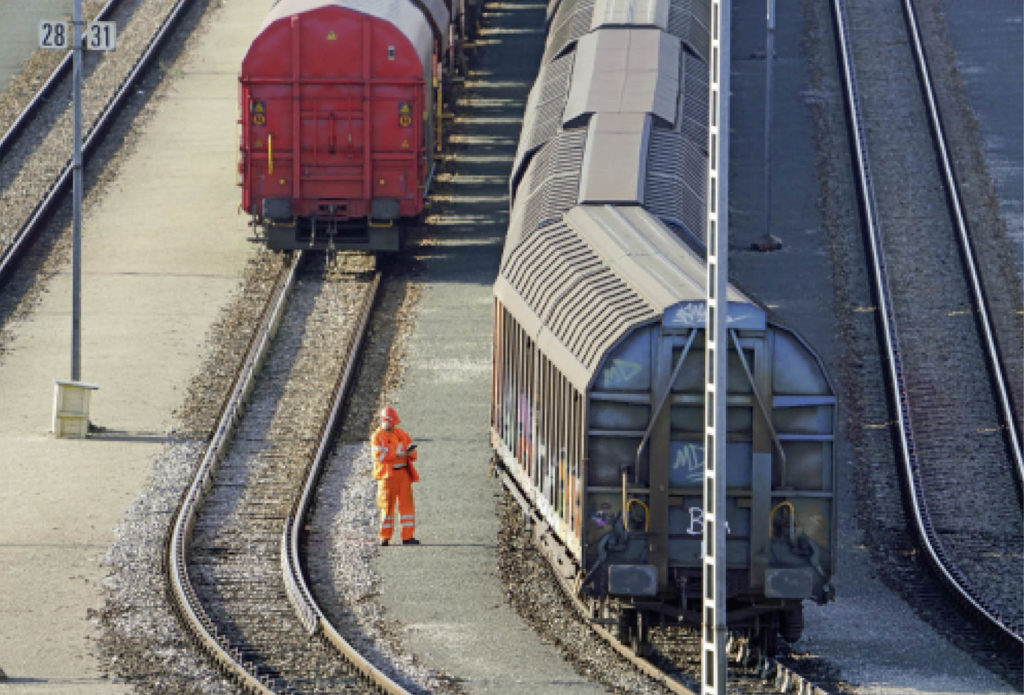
831, 0, 1022, 656
498, 465, 834, 695
165, 251, 407, 693
166, 252, 299, 693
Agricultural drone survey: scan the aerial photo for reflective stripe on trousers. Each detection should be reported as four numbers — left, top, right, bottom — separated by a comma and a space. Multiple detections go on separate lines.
377, 468, 415, 541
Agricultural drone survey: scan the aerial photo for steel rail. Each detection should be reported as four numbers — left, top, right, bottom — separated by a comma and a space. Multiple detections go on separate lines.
0, 0, 196, 287
830, 0, 1023, 647
493, 457, 833, 695
0, 0, 122, 162
165, 252, 302, 694
167, 258, 413, 693
900, 0, 1023, 482
279, 270, 416, 695
492, 455, 697, 695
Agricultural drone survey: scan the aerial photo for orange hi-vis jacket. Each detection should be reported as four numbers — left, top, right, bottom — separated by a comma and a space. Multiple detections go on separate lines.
371, 427, 420, 482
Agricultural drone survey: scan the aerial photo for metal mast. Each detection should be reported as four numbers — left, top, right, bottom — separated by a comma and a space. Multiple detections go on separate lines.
72, 0, 84, 381
763, 0, 775, 242
702, 0, 731, 693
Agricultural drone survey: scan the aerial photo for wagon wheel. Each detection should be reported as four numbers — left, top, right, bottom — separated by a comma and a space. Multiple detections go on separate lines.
629, 610, 648, 658
779, 602, 804, 644
615, 607, 632, 643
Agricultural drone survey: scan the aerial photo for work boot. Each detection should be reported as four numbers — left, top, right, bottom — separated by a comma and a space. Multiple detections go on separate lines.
380, 539, 389, 546
403, 538, 420, 545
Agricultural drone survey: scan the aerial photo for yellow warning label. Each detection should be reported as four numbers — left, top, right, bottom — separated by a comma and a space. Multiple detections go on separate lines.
251, 100, 266, 126
327, 30, 337, 40
401, 139, 410, 149
398, 102, 413, 128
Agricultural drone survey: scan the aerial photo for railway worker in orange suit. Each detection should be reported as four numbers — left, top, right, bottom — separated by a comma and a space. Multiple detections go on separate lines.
371, 407, 420, 546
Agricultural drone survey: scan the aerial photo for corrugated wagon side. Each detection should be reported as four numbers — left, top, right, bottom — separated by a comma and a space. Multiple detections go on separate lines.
491, 205, 836, 652
491, 0, 836, 655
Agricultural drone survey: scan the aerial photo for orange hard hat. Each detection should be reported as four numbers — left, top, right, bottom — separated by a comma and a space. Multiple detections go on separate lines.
380, 406, 400, 424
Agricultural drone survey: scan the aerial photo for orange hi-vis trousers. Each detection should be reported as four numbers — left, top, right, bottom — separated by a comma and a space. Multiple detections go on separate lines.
377, 467, 415, 541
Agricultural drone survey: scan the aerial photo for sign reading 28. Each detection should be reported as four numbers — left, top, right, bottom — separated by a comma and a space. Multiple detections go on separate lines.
39, 21, 117, 51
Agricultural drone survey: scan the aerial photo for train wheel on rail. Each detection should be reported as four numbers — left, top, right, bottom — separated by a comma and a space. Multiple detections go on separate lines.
630, 610, 649, 657
620, 608, 649, 657
753, 615, 780, 664
615, 607, 632, 643
779, 602, 804, 644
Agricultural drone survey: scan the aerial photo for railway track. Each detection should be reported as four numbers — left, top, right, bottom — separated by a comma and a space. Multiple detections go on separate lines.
165, 250, 417, 692
498, 467, 834, 695
831, 0, 1023, 671
3, 0, 1014, 690
0, 0, 196, 286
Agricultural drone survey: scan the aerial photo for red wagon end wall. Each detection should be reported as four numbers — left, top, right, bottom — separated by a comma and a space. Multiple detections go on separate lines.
239, 3, 434, 249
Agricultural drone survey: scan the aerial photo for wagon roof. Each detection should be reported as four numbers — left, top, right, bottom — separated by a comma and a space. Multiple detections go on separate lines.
258, 0, 448, 68
590, 0, 671, 30
563, 28, 680, 126
495, 204, 754, 390
510, 21, 707, 236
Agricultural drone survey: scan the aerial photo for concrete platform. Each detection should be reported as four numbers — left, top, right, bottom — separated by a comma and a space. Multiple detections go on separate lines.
941, 0, 1023, 266
0, 0, 260, 690
372, 0, 604, 692
0, 1, 69, 92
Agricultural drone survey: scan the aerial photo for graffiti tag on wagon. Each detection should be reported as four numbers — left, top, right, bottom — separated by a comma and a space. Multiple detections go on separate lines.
672, 443, 704, 484
686, 507, 732, 536
600, 358, 643, 388
665, 301, 764, 330
669, 302, 708, 327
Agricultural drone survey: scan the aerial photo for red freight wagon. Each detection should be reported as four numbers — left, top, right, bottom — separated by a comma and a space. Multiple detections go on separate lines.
239, 0, 452, 251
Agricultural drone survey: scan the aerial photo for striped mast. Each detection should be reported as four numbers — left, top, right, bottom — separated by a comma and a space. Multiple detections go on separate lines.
702, 0, 731, 693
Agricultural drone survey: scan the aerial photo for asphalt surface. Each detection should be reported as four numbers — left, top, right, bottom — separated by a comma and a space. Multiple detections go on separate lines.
941, 0, 1022, 270
371, 1, 607, 691
0, 0, 258, 690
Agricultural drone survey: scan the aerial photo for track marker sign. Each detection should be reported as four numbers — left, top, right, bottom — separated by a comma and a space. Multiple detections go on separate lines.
39, 20, 117, 51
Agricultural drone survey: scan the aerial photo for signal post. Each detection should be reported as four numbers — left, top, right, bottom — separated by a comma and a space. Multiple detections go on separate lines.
39, 3, 115, 437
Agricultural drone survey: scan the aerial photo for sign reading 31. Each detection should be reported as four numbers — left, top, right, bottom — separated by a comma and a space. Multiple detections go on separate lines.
39, 21, 117, 51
